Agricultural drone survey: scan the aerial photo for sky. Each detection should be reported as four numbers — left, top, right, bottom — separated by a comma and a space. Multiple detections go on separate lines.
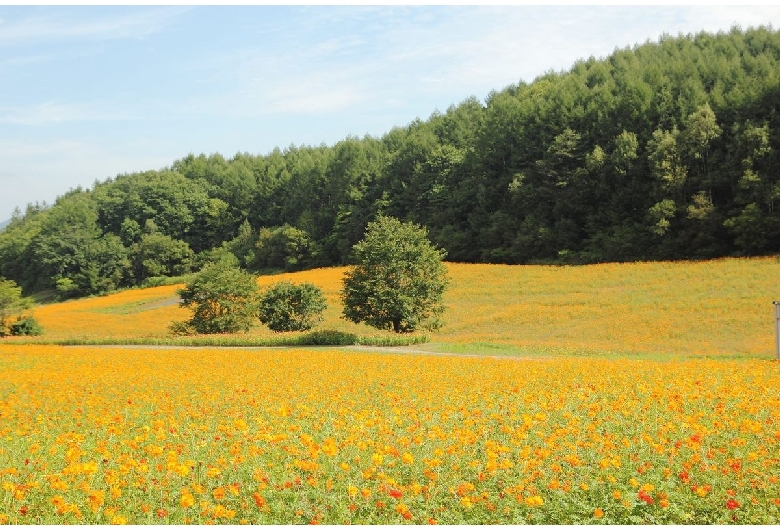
1, 4, 780, 221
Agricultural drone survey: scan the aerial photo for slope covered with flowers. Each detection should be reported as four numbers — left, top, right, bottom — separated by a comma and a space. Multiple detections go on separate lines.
26, 257, 780, 357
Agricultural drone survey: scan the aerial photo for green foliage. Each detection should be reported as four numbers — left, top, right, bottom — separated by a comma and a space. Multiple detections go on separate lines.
55, 278, 79, 299
258, 282, 327, 332
0, 277, 33, 336
254, 225, 319, 272
130, 232, 194, 282
297, 329, 357, 345
172, 261, 260, 334
223, 220, 257, 269
342, 216, 448, 333
9, 315, 43, 336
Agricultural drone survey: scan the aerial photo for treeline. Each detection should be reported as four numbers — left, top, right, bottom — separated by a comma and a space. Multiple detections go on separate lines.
1, 26, 779, 297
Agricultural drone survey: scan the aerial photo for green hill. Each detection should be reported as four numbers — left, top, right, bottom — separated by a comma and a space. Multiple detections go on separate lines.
1, 26, 779, 297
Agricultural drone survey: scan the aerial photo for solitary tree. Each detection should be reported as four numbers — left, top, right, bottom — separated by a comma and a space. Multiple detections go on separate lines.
258, 282, 327, 332
172, 261, 259, 334
341, 215, 448, 333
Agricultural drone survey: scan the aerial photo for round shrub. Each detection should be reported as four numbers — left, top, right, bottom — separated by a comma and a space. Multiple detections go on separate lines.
259, 282, 327, 332
9, 315, 43, 336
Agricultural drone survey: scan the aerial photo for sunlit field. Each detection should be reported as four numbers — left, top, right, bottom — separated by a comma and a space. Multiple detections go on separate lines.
23, 257, 780, 357
0, 345, 778, 524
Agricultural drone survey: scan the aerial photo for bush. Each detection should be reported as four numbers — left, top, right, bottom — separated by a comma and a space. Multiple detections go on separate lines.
258, 282, 327, 332
298, 330, 357, 345
9, 315, 43, 336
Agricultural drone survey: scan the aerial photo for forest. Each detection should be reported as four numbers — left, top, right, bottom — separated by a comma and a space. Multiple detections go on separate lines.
1, 26, 778, 298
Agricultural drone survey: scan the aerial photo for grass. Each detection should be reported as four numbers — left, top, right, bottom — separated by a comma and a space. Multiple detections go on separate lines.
11, 332, 429, 348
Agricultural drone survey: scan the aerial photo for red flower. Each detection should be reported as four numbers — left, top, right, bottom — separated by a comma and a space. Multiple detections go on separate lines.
638, 491, 654, 504
726, 498, 740, 510
388, 488, 403, 500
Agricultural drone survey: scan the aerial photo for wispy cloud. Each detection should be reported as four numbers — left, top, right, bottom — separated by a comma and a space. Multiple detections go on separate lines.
0, 7, 187, 44
0, 101, 133, 126
0, 138, 88, 158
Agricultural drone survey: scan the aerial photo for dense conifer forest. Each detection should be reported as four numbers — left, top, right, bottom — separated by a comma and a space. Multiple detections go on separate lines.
1, 26, 779, 297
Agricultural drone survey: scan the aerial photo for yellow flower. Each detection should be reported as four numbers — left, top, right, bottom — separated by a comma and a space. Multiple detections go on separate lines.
526, 496, 544, 507
180, 491, 195, 509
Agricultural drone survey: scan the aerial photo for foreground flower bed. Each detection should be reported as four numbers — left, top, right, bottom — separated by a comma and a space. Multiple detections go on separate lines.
0, 345, 778, 524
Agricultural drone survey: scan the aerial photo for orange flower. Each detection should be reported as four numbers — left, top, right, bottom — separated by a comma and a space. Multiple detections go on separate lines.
252, 492, 267, 508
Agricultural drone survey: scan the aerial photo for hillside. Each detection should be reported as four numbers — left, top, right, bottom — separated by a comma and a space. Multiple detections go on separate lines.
1, 27, 779, 298
20, 258, 780, 358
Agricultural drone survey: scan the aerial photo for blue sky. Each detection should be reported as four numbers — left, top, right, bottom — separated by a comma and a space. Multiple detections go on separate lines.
2, 5, 780, 220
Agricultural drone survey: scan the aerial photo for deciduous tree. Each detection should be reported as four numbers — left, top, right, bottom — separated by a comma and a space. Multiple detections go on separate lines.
342, 216, 448, 333
172, 261, 259, 334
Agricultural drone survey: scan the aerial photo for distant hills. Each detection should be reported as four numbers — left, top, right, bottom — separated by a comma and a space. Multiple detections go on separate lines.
1, 26, 779, 298
0, 219, 10, 232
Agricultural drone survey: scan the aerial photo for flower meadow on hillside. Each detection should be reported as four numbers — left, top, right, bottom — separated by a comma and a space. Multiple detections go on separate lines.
21, 258, 780, 357
1, 345, 778, 524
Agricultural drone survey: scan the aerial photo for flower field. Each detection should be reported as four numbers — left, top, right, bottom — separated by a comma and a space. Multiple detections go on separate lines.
24, 257, 780, 357
0, 345, 778, 524
2, 258, 778, 523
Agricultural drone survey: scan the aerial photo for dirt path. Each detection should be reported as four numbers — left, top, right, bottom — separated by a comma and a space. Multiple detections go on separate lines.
344, 345, 549, 361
